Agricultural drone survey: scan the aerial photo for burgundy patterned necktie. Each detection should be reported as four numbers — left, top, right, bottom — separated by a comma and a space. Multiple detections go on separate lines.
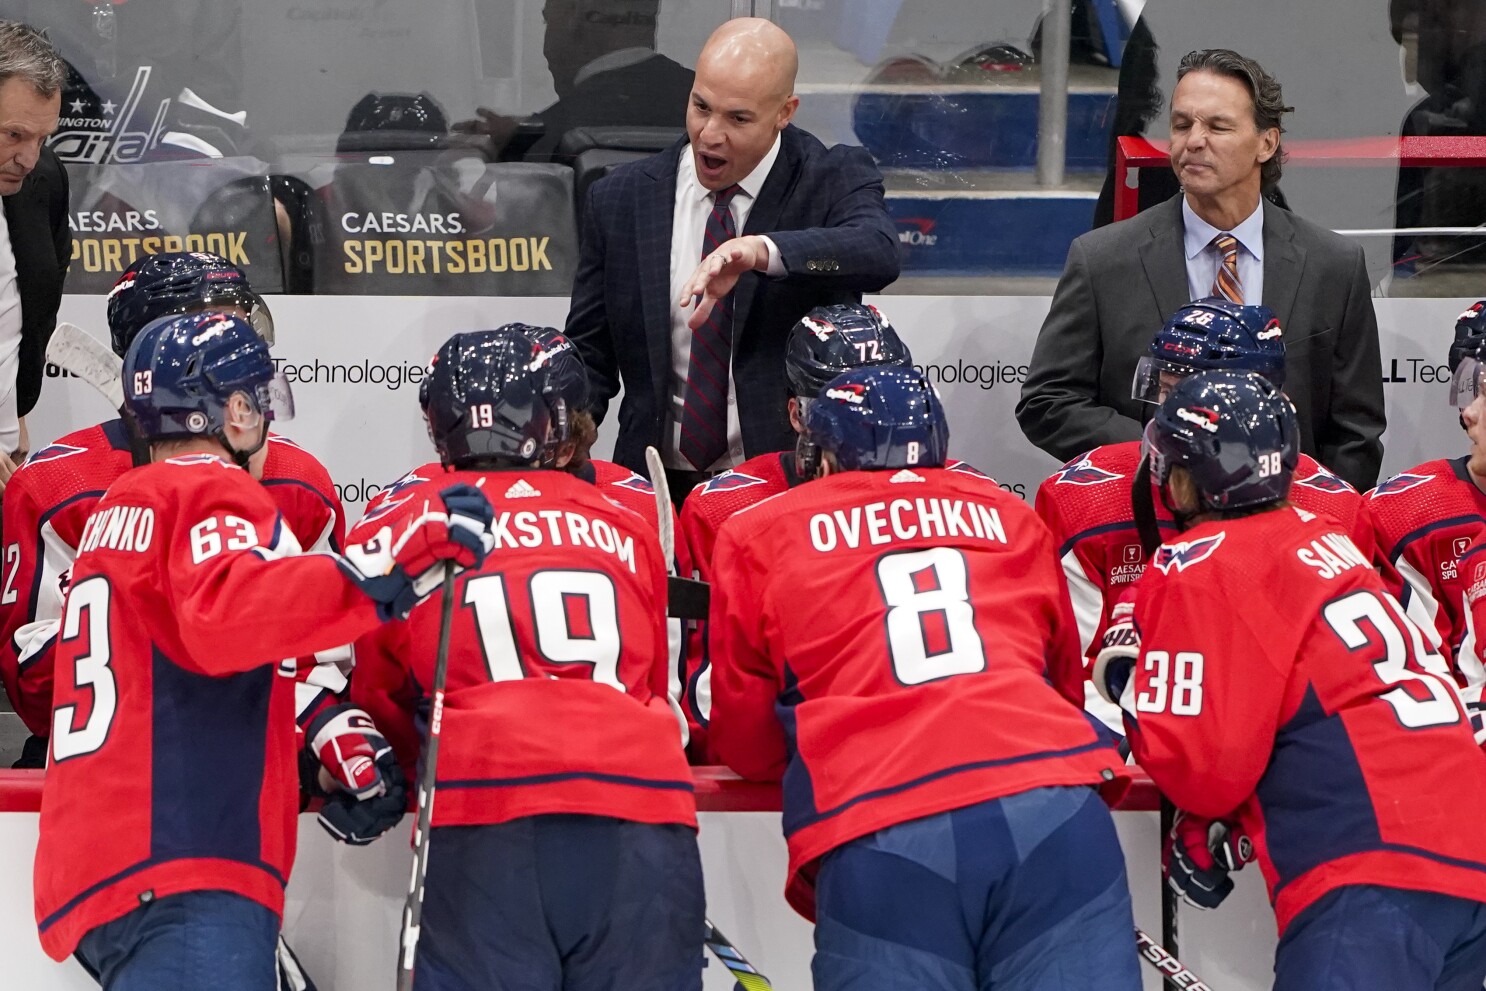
1210, 233, 1244, 304
679, 184, 742, 471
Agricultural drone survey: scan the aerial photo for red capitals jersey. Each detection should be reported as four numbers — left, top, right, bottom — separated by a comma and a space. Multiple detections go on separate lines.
359, 460, 667, 538
709, 466, 1127, 919
1125, 507, 1486, 934
35, 455, 381, 959
679, 454, 995, 758
1367, 458, 1486, 699
0, 424, 348, 736
351, 469, 694, 831
1035, 442, 1372, 734
0, 421, 134, 736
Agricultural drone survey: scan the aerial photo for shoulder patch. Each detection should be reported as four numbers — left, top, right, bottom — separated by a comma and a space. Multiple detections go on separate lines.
1053, 452, 1123, 487
1152, 532, 1227, 574
946, 460, 993, 481
1370, 472, 1434, 498
701, 471, 766, 495
611, 471, 653, 494
267, 434, 305, 450
1293, 466, 1355, 494
23, 442, 89, 467
357, 494, 411, 528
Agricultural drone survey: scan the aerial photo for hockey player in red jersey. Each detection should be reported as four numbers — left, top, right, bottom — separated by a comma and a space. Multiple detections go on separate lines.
677, 302, 1000, 757
710, 365, 1138, 991
1036, 298, 1370, 734
351, 328, 702, 991
1095, 370, 1486, 991
35, 312, 494, 989
357, 323, 669, 538
0, 253, 349, 765
1369, 302, 1486, 739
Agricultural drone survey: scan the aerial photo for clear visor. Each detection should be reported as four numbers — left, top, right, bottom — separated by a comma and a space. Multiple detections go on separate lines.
195, 291, 275, 347
1131, 356, 1196, 404
256, 371, 295, 422
1450, 358, 1486, 409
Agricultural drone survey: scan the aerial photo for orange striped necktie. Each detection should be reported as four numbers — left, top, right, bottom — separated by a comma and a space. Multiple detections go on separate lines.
1210, 233, 1243, 304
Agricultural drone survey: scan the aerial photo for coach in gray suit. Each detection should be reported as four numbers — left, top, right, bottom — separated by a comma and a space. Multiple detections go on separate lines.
1018, 49, 1385, 491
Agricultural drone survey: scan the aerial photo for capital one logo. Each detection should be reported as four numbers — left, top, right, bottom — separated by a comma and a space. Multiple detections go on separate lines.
896, 217, 939, 247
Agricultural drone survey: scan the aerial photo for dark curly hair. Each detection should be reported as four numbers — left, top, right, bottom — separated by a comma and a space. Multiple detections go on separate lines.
1176, 49, 1293, 191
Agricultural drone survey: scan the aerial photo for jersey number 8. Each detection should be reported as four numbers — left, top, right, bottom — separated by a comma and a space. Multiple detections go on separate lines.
878, 548, 987, 685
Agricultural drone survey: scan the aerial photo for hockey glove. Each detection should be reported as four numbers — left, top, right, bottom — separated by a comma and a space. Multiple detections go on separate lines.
341, 483, 495, 621
318, 766, 407, 846
1092, 593, 1141, 708
1163, 811, 1254, 910
306, 704, 396, 799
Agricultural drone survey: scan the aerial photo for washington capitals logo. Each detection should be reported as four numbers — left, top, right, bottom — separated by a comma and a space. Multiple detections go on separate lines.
1054, 452, 1122, 487
1176, 406, 1220, 433
1257, 318, 1283, 340
701, 471, 765, 495
825, 383, 867, 404
1370, 472, 1433, 498
613, 472, 653, 494
947, 460, 993, 481
1152, 532, 1227, 574
1293, 466, 1353, 494
23, 443, 87, 467
358, 494, 412, 528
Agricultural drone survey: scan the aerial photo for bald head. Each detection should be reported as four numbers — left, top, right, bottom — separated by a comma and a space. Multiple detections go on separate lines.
686, 18, 800, 190
697, 18, 798, 103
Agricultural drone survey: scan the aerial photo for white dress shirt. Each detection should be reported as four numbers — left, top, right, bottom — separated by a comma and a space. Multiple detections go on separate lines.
666, 135, 784, 471
0, 210, 24, 455
1182, 196, 1265, 306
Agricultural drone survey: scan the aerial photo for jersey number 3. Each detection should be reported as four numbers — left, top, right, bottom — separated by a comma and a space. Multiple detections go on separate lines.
52, 576, 117, 761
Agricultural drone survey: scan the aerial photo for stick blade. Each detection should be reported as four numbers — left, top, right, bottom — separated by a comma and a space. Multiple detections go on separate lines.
47, 322, 124, 410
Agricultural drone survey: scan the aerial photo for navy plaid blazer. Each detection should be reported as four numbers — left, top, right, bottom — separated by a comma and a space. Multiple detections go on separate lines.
564, 124, 900, 476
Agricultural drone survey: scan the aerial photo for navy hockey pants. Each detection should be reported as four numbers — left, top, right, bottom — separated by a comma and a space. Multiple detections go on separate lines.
74, 889, 278, 991
415, 814, 705, 991
1275, 884, 1486, 991
812, 785, 1142, 991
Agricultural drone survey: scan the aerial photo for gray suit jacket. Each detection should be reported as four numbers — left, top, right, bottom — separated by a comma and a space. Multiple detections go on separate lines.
1017, 195, 1386, 490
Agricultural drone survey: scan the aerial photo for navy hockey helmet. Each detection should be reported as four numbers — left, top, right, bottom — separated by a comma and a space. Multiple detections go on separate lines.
511, 324, 590, 413
1447, 301, 1486, 408
785, 303, 912, 398
1144, 369, 1298, 516
1132, 298, 1285, 403
107, 252, 273, 359
800, 365, 949, 475
419, 328, 566, 469
122, 312, 292, 464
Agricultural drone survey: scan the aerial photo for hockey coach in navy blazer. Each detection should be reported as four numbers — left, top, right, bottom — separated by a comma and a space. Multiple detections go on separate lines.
564, 18, 899, 497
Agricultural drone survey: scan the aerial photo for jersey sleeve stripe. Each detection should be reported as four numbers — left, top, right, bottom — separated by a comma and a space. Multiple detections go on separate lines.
1385, 513, 1486, 565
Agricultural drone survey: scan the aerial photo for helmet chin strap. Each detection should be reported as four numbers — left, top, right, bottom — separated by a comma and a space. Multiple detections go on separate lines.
220, 409, 268, 471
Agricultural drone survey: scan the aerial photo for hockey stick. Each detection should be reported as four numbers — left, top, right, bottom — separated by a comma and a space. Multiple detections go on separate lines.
704, 919, 775, 991
644, 445, 711, 620
1160, 798, 1181, 990
1135, 927, 1217, 990
395, 561, 458, 991
46, 322, 124, 410
645, 448, 769, 989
